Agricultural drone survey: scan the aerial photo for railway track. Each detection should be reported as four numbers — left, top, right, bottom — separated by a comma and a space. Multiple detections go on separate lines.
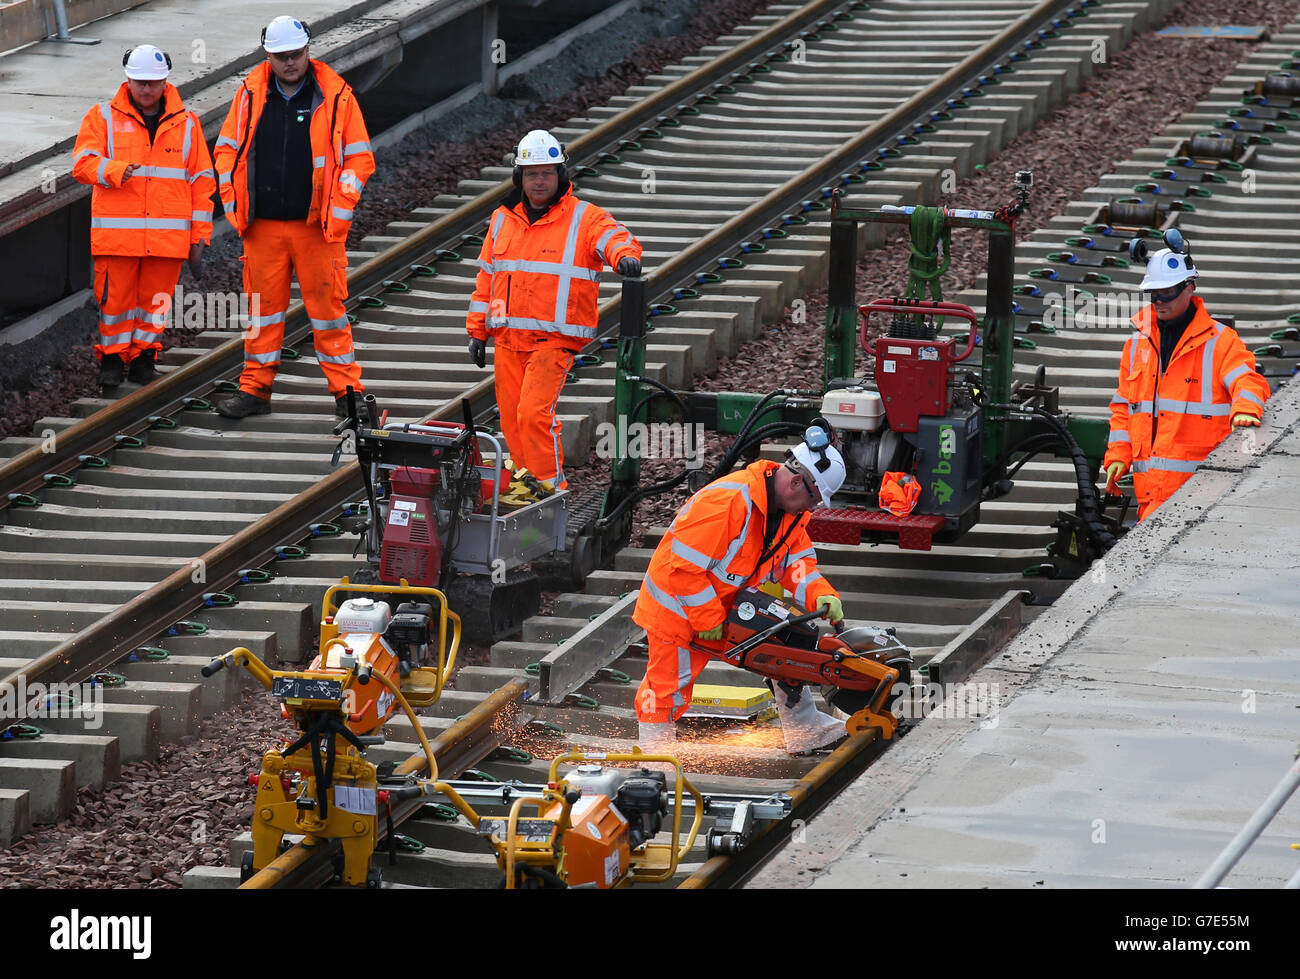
5, 0, 1298, 886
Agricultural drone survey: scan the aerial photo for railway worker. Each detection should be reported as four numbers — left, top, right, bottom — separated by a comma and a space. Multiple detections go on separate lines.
465, 129, 642, 499
1102, 246, 1269, 521
72, 44, 215, 389
212, 15, 374, 419
632, 431, 851, 755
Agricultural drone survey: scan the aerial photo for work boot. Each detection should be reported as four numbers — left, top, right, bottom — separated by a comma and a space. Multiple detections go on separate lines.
99, 354, 124, 389
215, 390, 272, 419
127, 350, 157, 384
771, 680, 846, 755
335, 395, 350, 419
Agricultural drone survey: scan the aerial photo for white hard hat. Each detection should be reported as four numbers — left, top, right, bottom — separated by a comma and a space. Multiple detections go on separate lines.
262, 15, 312, 54
788, 431, 846, 507
515, 130, 566, 167
1139, 248, 1199, 291
123, 45, 170, 81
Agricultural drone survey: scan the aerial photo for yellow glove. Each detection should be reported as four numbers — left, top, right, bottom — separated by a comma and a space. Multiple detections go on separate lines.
815, 594, 844, 625
695, 625, 724, 641
1103, 461, 1126, 495
1231, 413, 1260, 428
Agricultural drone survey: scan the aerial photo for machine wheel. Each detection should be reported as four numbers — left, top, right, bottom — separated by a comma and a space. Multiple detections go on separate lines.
239, 850, 255, 883
366, 868, 383, 890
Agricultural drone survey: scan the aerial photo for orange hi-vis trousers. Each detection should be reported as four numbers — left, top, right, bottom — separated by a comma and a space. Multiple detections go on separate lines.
92, 255, 182, 361
634, 631, 729, 723
238, 219, 363, 398
493, 344, 574, 487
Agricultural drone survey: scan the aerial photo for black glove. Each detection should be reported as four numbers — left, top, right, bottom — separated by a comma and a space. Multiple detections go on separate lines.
467, 337, 486, 368
617, 257, 642, 277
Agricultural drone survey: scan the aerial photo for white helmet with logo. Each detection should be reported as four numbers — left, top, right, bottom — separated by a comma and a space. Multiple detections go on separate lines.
123, 45, 170, 81
1139, 248, 1199, 291
514, 130, 566, 167
787, 427, 846, 507
262, 16, 312, 54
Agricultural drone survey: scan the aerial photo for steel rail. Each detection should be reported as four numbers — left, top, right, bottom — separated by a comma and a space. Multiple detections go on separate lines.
0, 0, 1074, 724
0, 0, 854, 504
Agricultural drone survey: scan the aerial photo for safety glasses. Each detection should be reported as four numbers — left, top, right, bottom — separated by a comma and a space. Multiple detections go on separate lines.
270, 47, 308, 63
785, 465, 821, 506
1149, 280, 1189, 304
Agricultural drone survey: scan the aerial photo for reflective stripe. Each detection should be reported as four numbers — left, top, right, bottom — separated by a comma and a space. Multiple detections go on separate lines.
671, 537, 715, 572
218, 171, 232, 187
1222, 364, 1249, 388
497, 316, 596, 340
181, 115, 193, 160
192, 210, 212, 222
794, 569, 822, 607
553, 201, 590, 324
338, 172, 364, 194
96, 158, 111, 188
1130, 457, 1200, 474
216, 135, 240, 151
788, 547, 815, 564
493, 258, 601, 280
332, 206, 353, 221
490, 211, 505, 239
318, 351, 357, 365
1200, 326, 1220, 407
100, 308, 145, 326
247, 351, 281, 365
75, 148, 100, 163
91, 217, 191, 231
189, 167, 214, 185
100, 103, 114, 158
467, 300, 489, 313
642, 575, 717, 620
342, 141, 372, 156
99, 329, 134, 346
1157, 400, 1230, 417
478, 260, 494, 275
1239, 390, 1265, 409
131, 327, 163, 343
673, 645, 692, 713
310, 316, 349, 332
249, 311, 286, 329
313, 155, 325, 168
1109, 392, 1127, 406
139, 166, 189, 181
1108, 430, 1131, 444
1131, 400, 1155, 414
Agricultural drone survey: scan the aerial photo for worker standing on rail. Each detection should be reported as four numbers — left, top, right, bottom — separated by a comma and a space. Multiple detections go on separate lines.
212, 16, 375, 419
1103, 240, 1269, 520
465, 129, 643, 501
632, 431, 851, 755
72, 45, 215, 389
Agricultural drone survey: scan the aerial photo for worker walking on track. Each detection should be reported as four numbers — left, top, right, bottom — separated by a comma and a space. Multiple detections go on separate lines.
73, 44, 215, 389
632, 431, 851, 755
1103, 239, 1269, 520
212, 15, 375, 419
465, 129, 642, 500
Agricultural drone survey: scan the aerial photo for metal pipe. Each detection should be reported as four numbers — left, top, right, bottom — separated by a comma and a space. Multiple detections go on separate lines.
1194, 753, 1300, 888
50, 0, 72, 39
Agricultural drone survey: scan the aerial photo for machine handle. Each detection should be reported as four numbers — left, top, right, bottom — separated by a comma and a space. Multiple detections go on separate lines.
357, 661, 372, 685
392, 785, 424, 802
201, 657, 225, 678
858, 298, 980, 362
356, 735, 385, 746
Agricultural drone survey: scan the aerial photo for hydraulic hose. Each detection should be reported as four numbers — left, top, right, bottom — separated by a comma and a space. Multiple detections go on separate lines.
996, 404, 1116, 551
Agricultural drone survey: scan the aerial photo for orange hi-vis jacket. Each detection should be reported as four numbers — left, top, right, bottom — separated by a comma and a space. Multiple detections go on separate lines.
633, 460, 840, 644
72, 83, 215, 258
466, 185, 642, 352
213, 60, 374, 242
1104, 296, 1269, 517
